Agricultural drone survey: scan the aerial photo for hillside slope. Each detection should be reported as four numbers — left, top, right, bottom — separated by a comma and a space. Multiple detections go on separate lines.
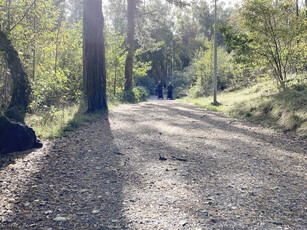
180, 78, 307, 138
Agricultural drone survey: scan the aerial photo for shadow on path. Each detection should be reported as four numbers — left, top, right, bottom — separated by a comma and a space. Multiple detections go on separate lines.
109, 100, 307, 229
0, 115, 130, 229
0, 99, 306, 229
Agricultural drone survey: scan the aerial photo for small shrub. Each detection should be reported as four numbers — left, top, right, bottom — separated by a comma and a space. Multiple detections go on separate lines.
118, 90, 136, 103
117, 86, 149, 103
134, 76, 156, 94
133, 86, 149, 102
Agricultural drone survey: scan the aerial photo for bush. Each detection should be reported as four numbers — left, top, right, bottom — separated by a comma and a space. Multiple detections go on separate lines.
134, 76, 156, 94
120, 90, 136, 103
117, 86, 149, 103
133, 86, 149, 102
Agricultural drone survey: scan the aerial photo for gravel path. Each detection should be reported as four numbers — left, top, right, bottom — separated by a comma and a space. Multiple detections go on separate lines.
0, 99, 306, 229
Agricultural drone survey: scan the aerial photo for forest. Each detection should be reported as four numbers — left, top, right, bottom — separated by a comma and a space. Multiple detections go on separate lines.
0, 0, 306, 143
0, 0, 307, 229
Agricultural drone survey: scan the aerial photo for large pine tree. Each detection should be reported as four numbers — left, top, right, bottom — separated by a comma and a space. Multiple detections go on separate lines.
124, 0, 136, 92
83, 0, 108, 112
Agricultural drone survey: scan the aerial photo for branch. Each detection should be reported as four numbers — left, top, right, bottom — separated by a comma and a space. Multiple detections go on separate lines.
164, 0, 190, 8
137, 9, 158, 17
10, 0, 37, 32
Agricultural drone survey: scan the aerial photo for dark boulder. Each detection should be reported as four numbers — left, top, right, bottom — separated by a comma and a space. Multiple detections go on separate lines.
0, 115, 42, 155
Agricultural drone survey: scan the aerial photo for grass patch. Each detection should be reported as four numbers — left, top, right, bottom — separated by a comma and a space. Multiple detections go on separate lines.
26, 100, 119, 139
179, 76, 307, 138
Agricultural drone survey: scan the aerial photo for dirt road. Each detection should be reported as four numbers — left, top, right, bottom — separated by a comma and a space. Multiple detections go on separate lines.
0, 99, 306, 229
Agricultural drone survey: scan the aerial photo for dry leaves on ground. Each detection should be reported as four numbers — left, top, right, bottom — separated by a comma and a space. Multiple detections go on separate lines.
0, 99, 306, 229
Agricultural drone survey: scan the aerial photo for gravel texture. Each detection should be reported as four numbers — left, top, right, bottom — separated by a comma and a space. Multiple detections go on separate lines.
0, 99, 306, 229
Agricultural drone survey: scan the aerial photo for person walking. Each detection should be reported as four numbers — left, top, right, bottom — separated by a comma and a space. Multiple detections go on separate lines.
156, 81, 163, 99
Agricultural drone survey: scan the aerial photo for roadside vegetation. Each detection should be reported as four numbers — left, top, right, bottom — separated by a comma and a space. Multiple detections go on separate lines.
179, 75, 307, 139
25, 86, 149, 139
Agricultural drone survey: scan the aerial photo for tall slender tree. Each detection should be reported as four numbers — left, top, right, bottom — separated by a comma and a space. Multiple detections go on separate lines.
83, 0, 108, 112
124, 0, 136, 92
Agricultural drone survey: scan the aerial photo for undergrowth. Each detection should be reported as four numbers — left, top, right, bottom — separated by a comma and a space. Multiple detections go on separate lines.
179, 75, 307, 138
25, 100, 119, 139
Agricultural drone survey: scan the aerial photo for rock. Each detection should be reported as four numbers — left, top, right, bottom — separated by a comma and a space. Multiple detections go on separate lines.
23, 202, 30, 207
53, 216, 67, 222
92, 210, 100, 214
0, 116, 43, 155
8, 198, 16, 203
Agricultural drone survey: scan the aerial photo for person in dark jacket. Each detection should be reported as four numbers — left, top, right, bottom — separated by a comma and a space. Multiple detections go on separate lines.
167, 82, 173, 100
157, 81, 163, 99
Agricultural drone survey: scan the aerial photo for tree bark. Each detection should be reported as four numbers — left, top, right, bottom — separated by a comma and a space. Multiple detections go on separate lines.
124, 0, 136, 92
83, 0, 108, 113
0, 28, 42, 154
7, 0, 11, 31
32, 0, 36, 80
0, 29, 30, 123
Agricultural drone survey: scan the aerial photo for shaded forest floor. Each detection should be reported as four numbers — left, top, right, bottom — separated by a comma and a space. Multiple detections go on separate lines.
0, 99, 306, 229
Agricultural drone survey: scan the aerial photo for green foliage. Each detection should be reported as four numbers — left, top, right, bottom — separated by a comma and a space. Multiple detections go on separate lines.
105, 29, 127, 96
26, 99, 120, 139
133, 59, 152, 78
133, 86, 149, 102
25, 104, 80, 138
230, 80, 307, 136
119, 90, 136, 103
238, 0, 307, 87
105, 27, 152, 97
0, 0, 83, 112
134, 75, 156, 94
170, 67, 196, 99
116, 86, 149, 103
188, 40, 235, 98
218, 24, 252, 65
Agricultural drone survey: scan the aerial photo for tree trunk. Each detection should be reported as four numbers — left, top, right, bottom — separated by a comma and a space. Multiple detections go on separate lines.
55, 2, 65, 75
7, 0, 11, 31
32, 1, 36, 80
0, 29, 30, 123
114, 64, 117, 96
0, 29, 42, 155
124, 0, 136, 92
83, 0, 108, 113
